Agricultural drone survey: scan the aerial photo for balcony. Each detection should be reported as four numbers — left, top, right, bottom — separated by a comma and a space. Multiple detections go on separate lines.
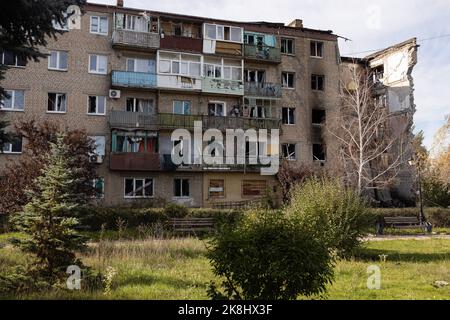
202, 78, 244, 96
157, 74, 202, 91
160, 35, 203, 53
244, 82, 282, 99
112, 30, 160, 50
244, 44, 281, 63
108, 111, 158, 130
110, 152, 161, 171
111, 71, 157, 89
158, 113, 280, 131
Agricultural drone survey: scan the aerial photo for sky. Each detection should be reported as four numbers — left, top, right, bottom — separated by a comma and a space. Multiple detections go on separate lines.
90, 0, 450, 151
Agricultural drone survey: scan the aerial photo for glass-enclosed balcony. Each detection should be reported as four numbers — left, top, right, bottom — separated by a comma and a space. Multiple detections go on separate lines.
111, 71, 157, 89
244, 44, 281, 63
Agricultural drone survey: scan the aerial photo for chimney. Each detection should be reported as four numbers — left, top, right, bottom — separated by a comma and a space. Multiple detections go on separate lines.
117, 0, 124, 7
288, 19, 303, 28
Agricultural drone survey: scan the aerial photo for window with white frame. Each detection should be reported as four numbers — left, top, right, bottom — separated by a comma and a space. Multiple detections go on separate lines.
1, 90, 24, 111
311, 74, 325, 91
2, 136, 22, 154
173, 100, 191, 115
124, 178, 154, 198
282, 144, 297, 160
158, 51, 201, 77
124, 14, 149, 32
208, 102, 225, 116
0, 51, 26, 67
174, 178, 190, 197
47, 93, 67, 113
244, 69, 265, 83
310, 41, 324, 58
204, 24, 243, 43
48, 51, 68, 71
126, 58, 155, 73
282, 72, 295, 88
90, 16, 108, 35
282, 107, 295, 125
281, 38, 295, 55
126, 98, 154, 113
87, 96, 106, 115
89, 54, 108, 74
204, 58, 242, 81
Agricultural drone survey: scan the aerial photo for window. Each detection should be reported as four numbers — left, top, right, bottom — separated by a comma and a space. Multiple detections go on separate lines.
282, 144, 297, 160
282, 107, 295, 125
244, 70, 265, 83
88, 96, 106, 115
204, 58, 242, 81
204, 24, 242, 43
311, 74, 325, 91
311, 41, 324, 58
92, 178, 105, 199
115, 132, 158, 153
48, 51, 68, 71
174, 178, 190, 197
126, 98, 154, 113
1, 90, 24, 111
0, 51, 26, 67
209, 180, 225, 198
281, 38, 295, 55
126, 58, 155, 73
173, 100, 191, 115
282, 72, 295, 88
89, 54, 107, 74
47, 93, 67, 113
2, 136, 22, 154
124, 178, 154, 198
158, 52, 202, 77
89, 136, 106, 157
312, 109, 326, 125
242, 180, 267, 197
208, 102, 225, 116
123, 14, 149, 32
90, 16, 108, 35
313, 144, 326, 162
250, 106, 266, 119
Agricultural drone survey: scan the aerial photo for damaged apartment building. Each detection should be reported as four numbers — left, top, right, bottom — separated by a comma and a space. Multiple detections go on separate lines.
0, 1, 418, 207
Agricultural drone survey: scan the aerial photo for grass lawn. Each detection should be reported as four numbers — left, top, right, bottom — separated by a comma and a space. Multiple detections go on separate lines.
0, 234, 449, 300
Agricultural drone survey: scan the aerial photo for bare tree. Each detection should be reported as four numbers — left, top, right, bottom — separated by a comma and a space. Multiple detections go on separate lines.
329, 63, 411, 200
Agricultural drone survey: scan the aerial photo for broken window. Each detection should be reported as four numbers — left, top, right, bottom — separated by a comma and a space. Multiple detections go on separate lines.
313, 144, 326, 162
282, 107, 295, 125
208, 102, 225, 116
2, 136, 22, 154
311, 74, 325, 91
372, 65, 384, 83
244, 69, 265, 83
204, 24, 242, 42
282, 72, 295, 88
282, 144, 296, 160
312, 109, 326, 125
48, 93, 67, 113
310, 41, 324, 58
88, 96, 106, 115
281, 38, 295, 54
124, 178, 154, 198
174, 178, 190, 197
126, 98, 154, 113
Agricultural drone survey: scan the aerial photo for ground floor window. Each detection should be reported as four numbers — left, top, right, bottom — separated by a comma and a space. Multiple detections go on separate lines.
209, 179, 225, 198
282, 144, 297, 160
2, 136, 22, 154
242, 180, 267, 197
174, 178, 190, 197
124, 178, 154, 198
313, 144, 326, 162
92, 178, 105, 199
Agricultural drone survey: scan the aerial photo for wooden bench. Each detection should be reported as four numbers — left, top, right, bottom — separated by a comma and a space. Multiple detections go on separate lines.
376, 216, 432, 235
169, 218, 215, 234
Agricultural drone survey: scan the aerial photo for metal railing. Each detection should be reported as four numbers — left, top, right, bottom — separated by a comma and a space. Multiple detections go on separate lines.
244, 82, 282, 99
202, 78, 244, 95
244, 44, 281, 63
111, 71, 157, 89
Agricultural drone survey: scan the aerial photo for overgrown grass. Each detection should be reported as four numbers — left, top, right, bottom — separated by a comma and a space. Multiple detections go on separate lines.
0, 235, 449, 300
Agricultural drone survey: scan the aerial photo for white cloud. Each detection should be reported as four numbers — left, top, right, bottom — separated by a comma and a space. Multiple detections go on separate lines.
90, 0, 450, 149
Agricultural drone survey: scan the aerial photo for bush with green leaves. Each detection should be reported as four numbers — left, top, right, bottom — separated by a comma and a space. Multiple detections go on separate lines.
207, 209, 334, 300
286, 178, 371, 258
163, 203, 189, 218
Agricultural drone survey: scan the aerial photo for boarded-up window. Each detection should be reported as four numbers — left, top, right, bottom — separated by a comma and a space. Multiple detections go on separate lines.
242, 180, 267, 197
209, 180, 225, 198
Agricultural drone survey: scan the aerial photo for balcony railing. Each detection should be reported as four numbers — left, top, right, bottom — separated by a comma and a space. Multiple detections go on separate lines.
111, 71, 157, 89
244, 44, 281, 63
160, 35, 203, 53
244, 82, 282, 99
112, 30, 160, 49
108, 111, 158, 129
202, 78, 244, 95
110, 152, 161, 171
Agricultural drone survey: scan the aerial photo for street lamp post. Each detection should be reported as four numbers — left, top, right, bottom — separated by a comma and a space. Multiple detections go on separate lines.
409, 159, 424, 224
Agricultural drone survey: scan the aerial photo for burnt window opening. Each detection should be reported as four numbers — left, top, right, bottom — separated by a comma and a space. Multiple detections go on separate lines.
282, 72, 295, 88
282, 107, 295, 125
281, 38, 295, 55
372, 65, 384, 83
311, 74, 325, 91
282, 144, 296, 160
312, 109, 326, 125
313, 144, 326, 162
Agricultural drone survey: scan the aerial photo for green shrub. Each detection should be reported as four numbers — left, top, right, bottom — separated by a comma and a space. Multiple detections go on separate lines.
286, 178, 371, 258
207, 209, 334, 300
163, 203, 189, 218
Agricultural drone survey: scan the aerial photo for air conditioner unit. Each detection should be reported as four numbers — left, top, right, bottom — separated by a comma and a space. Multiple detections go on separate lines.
109, 89, 121, 99
90, 154, 104, 164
